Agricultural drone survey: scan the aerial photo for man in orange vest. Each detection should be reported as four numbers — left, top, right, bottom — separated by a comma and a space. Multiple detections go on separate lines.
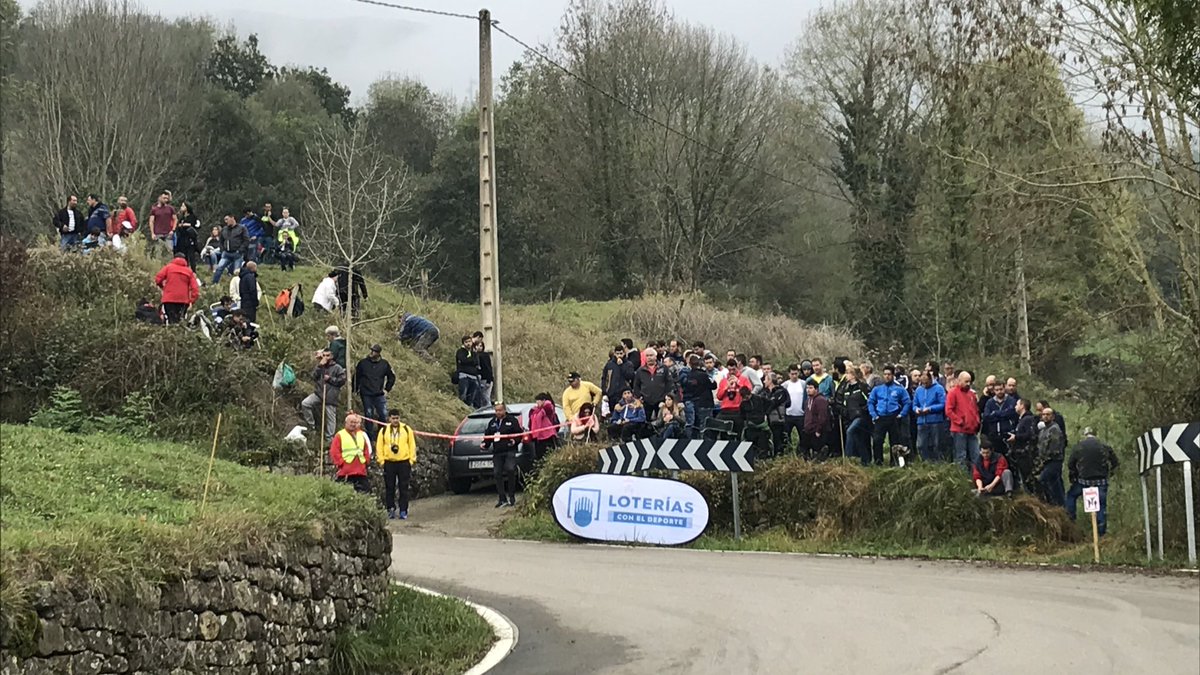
330, 413, 372, 493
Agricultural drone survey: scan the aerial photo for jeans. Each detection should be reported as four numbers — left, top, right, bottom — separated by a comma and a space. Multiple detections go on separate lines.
211, 251, 243, 284
493, 451, 517, 502
246, 238, 260, 262
953, 433, 981, 473
784, 415, 804, 454
476, 381, 493, 409
770, 422, 786, 457
412, 329, 439, 358
360, 393, 388, 439
846, 418, 868, 465
1039, 460, 1065, 508
59, 232, 78, 251
1066, 480, 1108, 535
691, 405, 713, 440
917, 423, 946, 462
383, 460, 412, 513
457, 373, 480, 408
301, 393, 338, 444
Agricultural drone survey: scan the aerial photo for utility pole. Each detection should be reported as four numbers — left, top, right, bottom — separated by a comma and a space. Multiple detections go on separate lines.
478, 9, 503, 401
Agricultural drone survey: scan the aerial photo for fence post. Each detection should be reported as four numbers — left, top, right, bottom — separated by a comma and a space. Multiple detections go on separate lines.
1156, 466, 1165, 560
730, 473, 742, 541
1141, 474, 1152, 562
1184, 460, 1196, 566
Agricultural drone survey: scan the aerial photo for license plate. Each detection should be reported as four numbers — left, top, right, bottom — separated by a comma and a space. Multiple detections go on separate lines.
469, 460, 493, 470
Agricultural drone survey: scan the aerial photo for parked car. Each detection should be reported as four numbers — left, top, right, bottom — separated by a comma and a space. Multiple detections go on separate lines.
446, 403, 568, 495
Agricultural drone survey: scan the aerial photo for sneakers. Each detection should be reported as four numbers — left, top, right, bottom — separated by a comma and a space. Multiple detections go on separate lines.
387, 508, 397, 520
494, 500, 505, 508
506, 499, 516, 507
399, 511, 408, 520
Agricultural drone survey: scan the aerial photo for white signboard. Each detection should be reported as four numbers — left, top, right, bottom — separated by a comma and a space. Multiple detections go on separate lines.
552, 473, 709, 546
1083, 486, 1101, 513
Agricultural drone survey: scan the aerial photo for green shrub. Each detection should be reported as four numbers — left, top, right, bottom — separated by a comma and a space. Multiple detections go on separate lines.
29, 386, 85, 433
519, 444, 599, 514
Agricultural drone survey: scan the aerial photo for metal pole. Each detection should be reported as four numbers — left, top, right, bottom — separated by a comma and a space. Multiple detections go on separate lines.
1156, 466, 1164, 560
731, 473, 742, 541
1141, 474, 1152, 562
1184, 461, 1196, 566
478, 9, 503, 402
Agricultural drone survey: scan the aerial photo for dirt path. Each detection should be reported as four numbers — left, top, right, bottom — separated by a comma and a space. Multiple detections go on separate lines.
390, 487, 512, 538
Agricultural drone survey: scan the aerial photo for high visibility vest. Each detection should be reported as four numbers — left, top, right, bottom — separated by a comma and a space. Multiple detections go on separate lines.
337, 429, 369, 464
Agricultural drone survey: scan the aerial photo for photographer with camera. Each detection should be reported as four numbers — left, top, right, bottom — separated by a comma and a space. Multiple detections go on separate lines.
376, 410, 416, 520
716, 359, 752, 437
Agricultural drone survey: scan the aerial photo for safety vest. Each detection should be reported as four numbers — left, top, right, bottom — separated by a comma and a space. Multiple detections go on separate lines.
337, 429, 369, 464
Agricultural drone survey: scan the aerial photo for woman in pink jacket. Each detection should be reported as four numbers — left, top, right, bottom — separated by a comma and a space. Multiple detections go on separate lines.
527, 393, 560, 461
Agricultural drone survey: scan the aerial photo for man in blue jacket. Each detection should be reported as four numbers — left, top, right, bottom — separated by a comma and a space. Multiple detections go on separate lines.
397, 311, 439, 360
867, 365, 911, 466
982, 387, 1019, 455
912, 371, 947, 462
241, 208, 263, 262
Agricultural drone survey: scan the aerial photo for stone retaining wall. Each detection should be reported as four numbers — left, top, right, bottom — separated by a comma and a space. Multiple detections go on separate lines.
1, 521, 392, 675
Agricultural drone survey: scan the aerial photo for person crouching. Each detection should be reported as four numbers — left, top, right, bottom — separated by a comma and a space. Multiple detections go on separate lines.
330, 413, 372, 493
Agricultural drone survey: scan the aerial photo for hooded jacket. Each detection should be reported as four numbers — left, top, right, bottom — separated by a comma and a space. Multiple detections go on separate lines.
154, 258, 200, 305
680, 367, 717, 408
528, 399, 559, 442
868, 381, 911, 419
601, 356, 637, 403
945, 385, 981, 435
913, 382, 948, 426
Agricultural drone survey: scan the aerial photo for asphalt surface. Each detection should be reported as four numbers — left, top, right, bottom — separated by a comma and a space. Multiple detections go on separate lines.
391, 533, 1200, 674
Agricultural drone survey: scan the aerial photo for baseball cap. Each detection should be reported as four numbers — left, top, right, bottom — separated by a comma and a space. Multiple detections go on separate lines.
370, 344, 382, 353
567, 371, 581, 381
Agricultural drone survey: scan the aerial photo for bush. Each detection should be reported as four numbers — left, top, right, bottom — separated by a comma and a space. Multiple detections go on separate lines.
519, 444, 600, 514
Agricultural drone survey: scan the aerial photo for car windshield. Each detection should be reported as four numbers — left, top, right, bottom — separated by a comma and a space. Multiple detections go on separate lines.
459, 416, 491, 436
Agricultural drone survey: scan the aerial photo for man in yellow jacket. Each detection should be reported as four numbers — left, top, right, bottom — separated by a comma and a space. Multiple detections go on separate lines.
562, 371, 602, 422
376, 410, 417, 520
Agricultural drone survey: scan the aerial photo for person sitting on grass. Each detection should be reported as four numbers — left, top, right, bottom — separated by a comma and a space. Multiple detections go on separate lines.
225, 310, 258, 349
330, 413, 372, 494
570, 402, 601, 443
972, 437, 1013, 498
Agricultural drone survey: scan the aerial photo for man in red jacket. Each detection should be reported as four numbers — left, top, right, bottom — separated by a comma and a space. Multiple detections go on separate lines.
330, 413, 372, 493
972, 438, 1013, 497
945, 371, 982, 473
154, 253, 200, 325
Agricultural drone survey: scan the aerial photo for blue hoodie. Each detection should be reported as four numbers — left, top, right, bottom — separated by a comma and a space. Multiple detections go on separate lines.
242, 214, 264, 239
912, 382, 947, 426
86, 203, 110, 234
868, 381, 911, 419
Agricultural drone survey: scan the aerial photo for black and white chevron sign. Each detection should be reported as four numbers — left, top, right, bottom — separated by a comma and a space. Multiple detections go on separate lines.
597, 438, 756, 474
1137, 422, 1200, 474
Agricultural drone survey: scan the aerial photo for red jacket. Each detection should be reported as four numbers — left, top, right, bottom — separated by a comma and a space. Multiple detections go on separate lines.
330, 429, 372, 478
946, 384, 981, 435
717, 374, 752, 411
154, 258, 200, 305
972, 453, 1009, 484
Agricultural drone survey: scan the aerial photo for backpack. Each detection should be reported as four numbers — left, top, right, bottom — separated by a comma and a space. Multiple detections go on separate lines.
274, 288, 291, 313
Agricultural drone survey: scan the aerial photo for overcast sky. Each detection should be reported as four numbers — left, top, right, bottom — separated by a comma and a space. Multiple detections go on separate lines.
133, 0, 823, 102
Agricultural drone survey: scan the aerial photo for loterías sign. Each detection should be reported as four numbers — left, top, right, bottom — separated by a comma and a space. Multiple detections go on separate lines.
551, 473, 710, 546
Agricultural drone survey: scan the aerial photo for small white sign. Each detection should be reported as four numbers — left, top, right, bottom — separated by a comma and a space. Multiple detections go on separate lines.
1083, 486, 1101, 513
552, 473, 709, 546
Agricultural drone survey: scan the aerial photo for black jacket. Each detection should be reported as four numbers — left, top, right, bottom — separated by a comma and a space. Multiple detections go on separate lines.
355, 356, 396, 396
175, 223, 199, 255
477, 351, 494, 382
679, 367, 717, 407
336, 267, 368, 304
219, 224, 250, 254
765, 385, 790, 424
455, 347, 481, 377
1068, 436, 1119, 481
835, 380, 871, 422
740, 391, 771, 426
633, 365, 675, 406
1010, 412, 1038, 456
238, 270, 259, 308
601, 357, 637, 402
482, 414, 524, 454
53, 207, 86, 234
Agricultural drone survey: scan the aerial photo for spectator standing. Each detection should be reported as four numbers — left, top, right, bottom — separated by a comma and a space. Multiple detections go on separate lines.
85, 194, 111, 238
336, 265, 368, 319
147, 191, 177, 259
609, 389, 648, 441
913, 371, 948, 462
837, 365, 872, 465
946, 371, 982, 471
978, 375, 997, 418
715, 359, 751, 436
175, 202, 200, 271
238, 262, 260, 324
860, 362, 882, 389
783, 365, 808, 451
1035, 400, 1069, 447
313, 271, 340, 313
1065, 428, 1119, 535
154, 253, 200, 325
621, 338, 641, 370
302, 350, 347, 445
527, 393, 560, 461
867, 365, 912, 465
939, 361, 956, 389
212, 215, 248, 284
633, 349, 675, 418
329, 413, 371, 493
240, 208, 262, 262
600, 344, 637, 417
472, 332, 494, 408
325, 325, 347, 368
376, 411, 415, 520
738, 387, 772, 456
397, 312, 439, 359
679, 355, 716, 439
972, 438, 1013, 497
1005, 377, 1020, 402
355, 344, 395, 439
738, 354, 764, 394
1007, 398, 1039, 491
111, 195, 137, 237
258, 202, 277, 264
764, 374, 790, 455
801, 381, 831, 460
276, 207, 299, 234
482, 402, 523, 507
454, 335, 482, 407
1035, 406, 1067, 506
563, 372, 602, 422
982, 387, 1018, 455
53, 195, 85, 251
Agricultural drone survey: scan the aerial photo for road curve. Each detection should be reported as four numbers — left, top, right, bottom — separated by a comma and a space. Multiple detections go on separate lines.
390, 535, 1200, 674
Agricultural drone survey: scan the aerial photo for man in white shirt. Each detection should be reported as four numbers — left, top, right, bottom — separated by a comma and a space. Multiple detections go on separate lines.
783, 364, 808, 453
312, 270, 340, 312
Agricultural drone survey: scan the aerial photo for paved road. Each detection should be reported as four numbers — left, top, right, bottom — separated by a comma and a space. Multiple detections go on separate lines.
391, 534, 1200, 674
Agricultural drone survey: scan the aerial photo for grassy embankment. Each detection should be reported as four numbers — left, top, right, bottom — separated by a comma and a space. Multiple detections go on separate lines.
0, 425, 492, 671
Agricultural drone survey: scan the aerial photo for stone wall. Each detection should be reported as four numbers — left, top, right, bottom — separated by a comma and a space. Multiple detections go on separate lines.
1, 521, 392, 675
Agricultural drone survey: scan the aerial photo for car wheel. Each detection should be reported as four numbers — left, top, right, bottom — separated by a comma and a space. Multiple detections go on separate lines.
449, 477, 472, 495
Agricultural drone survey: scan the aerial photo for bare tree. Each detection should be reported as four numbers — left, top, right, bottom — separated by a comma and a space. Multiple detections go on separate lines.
302, 121, 411, 391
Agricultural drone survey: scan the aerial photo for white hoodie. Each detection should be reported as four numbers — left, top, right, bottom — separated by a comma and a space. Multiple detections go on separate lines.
313, 277, 340, 311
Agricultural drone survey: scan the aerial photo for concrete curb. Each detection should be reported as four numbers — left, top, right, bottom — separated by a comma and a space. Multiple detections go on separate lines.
392, 580, 519, 675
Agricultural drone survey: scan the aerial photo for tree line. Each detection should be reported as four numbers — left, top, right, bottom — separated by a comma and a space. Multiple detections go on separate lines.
0, 0, 1195, 407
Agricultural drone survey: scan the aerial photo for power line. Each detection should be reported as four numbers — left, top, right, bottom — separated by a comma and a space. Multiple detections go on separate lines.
350, 0, 477, 21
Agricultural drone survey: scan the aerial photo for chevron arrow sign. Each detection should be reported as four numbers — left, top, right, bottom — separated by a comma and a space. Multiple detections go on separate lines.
597, 438, 756, 474
1138, 422, 1200, 475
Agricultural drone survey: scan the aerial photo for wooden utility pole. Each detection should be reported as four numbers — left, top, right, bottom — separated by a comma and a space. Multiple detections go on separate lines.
478, 9, 503, 401
1014, 229, 1032, 376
